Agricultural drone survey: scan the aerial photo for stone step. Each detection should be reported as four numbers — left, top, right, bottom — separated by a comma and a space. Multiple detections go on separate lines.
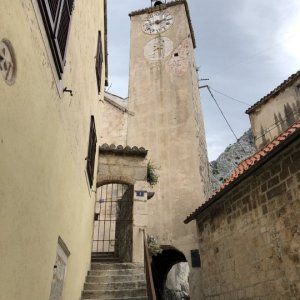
88, 267, 144, 276
91, 252, 115, 256
82, 288, 147, 299
84, 280, 146, 291
82, 297, 148, 300
91, 262, 143, 270
91, 253, 120, 263
86, 273, 145, 283
91, 257, 121, 263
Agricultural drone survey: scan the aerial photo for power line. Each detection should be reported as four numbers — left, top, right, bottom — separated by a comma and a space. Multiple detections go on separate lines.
205, 86, 247, 154
209, 87, 250, 106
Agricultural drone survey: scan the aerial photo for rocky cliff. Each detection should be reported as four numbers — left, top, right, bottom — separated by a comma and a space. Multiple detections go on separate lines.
209, 129, 256, 191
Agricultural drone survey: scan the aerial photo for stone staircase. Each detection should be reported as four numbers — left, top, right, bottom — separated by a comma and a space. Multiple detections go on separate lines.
81, 253, 148, 300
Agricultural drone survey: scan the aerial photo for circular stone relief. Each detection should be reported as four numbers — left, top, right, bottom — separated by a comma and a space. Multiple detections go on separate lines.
0, 39, 17, 85
144, 37, 174, 61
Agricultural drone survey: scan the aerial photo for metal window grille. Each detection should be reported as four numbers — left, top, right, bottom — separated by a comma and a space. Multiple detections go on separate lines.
37, 0, 74, 78
86, 116, 97, 187
96, 31, 103, 94
92, 184, 133, 260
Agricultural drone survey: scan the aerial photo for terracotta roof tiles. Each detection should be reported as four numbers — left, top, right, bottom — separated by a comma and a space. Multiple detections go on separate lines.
99, 144, 148, 157
184, 120, 300, 223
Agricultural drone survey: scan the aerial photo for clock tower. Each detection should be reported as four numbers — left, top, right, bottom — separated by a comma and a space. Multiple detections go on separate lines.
127, 0, 210, 296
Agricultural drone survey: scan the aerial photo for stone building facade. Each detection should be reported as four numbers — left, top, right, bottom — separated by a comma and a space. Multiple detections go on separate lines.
246, 71, 300, 150
99, 92, 131, 145
185, 71, 300, 299
100, 1, 211, 298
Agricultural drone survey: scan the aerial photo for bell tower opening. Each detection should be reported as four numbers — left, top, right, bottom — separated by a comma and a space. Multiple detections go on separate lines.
152, 0, 166, 7
154, 1, 163, 6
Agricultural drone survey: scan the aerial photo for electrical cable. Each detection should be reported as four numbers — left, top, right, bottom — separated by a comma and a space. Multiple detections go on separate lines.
206, 86, 247, 154
209, 87, 250, 106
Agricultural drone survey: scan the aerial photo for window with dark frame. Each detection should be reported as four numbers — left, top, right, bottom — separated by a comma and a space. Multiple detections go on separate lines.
96, 31, 103, 94
37, 0, 75, 79
191, 249, 201, 268
86, 116, 97, 188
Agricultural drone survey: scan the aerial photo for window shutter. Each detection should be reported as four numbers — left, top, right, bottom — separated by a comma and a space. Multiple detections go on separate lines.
38, 0, 74, 77
87, 116, 97, 187
54, 0, 72, 73
96, 31, 103, 94
44, 0, 61, 32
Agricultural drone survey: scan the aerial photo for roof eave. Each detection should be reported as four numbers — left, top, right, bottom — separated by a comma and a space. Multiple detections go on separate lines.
184, 127, 300, 224
245, 70, 300, 115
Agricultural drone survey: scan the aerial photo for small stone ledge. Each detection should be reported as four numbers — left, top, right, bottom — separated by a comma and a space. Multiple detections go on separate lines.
99, 144, 148, 157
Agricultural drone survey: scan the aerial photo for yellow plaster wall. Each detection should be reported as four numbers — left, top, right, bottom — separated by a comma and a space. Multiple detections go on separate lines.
0, 0, 106, 299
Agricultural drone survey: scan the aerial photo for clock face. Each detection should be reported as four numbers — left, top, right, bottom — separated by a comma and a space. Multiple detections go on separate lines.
144, 37, 174, 61
142, 11, 173, 35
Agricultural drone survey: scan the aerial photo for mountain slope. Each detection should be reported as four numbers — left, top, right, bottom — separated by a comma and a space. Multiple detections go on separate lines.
209, 129, 256, 191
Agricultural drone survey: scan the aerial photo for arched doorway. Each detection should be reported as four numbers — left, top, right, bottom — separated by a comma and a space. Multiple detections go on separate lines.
151, 246, 189, 299
92, 183, 134, 262
164, 262, 190, 299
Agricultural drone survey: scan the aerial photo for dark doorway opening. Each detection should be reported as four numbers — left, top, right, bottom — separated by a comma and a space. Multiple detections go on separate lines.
151, 246, 188, 299
92, 183, 133, 262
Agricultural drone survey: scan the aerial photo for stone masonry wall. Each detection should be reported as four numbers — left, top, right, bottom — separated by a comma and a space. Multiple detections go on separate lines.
196, 137, 300, 300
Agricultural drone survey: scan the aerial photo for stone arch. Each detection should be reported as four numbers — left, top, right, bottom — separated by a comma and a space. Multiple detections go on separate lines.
94, 147, 148, 261
151, 245, 188, 299
96, 175, 135, 188
96, 144, 148, 189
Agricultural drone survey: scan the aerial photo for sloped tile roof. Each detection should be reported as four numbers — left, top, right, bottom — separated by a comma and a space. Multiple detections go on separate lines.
246, 70, 300, 114
184, 120, 300, 223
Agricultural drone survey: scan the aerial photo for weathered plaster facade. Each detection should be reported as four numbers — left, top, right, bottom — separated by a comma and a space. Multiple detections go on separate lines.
247, 71, 300, 150
99, 92, 131, 145
126, 1, 210, 297
0, 1, 107, 299
187, 125, 300, 299
97, 145, 149, 264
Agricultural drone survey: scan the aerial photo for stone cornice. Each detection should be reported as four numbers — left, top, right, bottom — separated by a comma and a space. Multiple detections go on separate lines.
99, 144, 148, 157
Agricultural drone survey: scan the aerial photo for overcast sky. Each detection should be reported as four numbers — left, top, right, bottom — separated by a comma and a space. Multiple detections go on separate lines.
106, 0, 300, 161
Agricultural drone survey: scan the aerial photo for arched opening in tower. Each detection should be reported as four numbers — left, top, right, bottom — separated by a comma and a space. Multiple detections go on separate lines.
151, 246, 190, 299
